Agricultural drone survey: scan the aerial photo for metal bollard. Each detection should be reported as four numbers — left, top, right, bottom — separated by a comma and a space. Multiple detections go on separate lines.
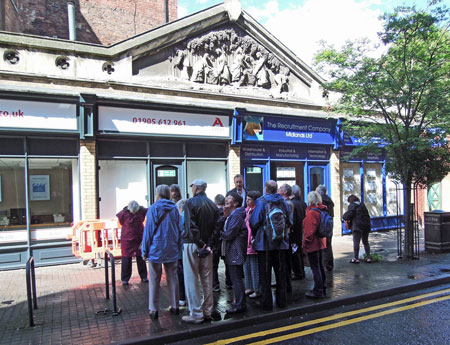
96, 250, 121, 316
25, 256, 38, 327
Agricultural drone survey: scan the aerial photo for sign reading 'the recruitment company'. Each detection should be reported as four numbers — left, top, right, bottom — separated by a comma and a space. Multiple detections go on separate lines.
262, 117, 335, 145
98, 106, 230, 138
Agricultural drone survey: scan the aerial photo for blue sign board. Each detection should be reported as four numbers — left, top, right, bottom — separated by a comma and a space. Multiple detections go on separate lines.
244, 116, 336, 145
243, 145, 330, 161
341, 148, 385, 162
241, 146, 269, 159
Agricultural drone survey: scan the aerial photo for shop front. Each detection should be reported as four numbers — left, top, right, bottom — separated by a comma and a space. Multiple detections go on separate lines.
0, 96, 81, 269
340, 144, 404, 234
233, 110, 337, 202
96, 103, 232, 218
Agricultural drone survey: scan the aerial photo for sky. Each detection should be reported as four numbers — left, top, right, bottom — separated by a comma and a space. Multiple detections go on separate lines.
176, 0, 432, 65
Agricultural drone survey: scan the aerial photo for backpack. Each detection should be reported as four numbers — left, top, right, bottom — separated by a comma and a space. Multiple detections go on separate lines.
311, 208, 333, 238
264, 201, 287, 242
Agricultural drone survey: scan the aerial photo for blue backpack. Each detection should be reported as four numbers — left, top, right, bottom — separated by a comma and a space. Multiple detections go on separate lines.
311, 208, 333, 238
264, 201, 286, 242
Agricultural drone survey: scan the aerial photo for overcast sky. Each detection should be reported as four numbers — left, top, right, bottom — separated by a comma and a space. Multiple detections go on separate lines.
177, 0, 430, 65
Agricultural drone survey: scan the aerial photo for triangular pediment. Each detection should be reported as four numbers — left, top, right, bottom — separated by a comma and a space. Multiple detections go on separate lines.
128, 6, 325, 102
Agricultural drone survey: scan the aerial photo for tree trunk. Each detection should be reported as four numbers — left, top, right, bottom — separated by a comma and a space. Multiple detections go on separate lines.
403, 182, 414, 258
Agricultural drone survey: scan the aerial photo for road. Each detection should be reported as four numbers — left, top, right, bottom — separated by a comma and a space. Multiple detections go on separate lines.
173, 284, 450, 345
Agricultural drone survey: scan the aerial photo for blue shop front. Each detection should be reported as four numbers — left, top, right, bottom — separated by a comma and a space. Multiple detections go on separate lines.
232, 109, 337, 203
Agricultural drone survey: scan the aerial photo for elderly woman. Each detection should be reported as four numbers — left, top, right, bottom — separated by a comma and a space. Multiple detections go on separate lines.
142, 185, 182, 320
116, 200, 148, 285
303, 191, 327, 299
222, 192, 248, 315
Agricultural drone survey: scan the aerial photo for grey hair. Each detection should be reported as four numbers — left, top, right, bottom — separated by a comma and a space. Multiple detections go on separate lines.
292, 185, 301, 198
177, 198, 187, 211
128, 200, 140, 214
280, 183, 292, 196
196, 183, 207, 193
315, 184, 327, 196
155, 184, 170, 201
307, 191, 322, 206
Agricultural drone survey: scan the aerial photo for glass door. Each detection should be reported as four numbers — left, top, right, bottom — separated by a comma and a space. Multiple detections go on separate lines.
307, 163, 329, 194
243, 162, 269, 196
152, 163, 185, 201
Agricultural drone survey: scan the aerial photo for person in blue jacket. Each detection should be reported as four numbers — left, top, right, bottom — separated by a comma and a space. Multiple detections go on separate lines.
142, 184, 182, 320
249, 180, 293, 311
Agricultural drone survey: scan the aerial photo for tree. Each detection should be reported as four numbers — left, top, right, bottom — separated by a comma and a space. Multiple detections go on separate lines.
315, 1, 450, 258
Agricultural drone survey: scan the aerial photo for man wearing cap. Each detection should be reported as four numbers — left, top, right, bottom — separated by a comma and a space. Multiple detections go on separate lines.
182, 179, 221, 324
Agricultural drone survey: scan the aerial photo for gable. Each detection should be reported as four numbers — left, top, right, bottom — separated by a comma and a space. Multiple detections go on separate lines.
132, 24, 321, 102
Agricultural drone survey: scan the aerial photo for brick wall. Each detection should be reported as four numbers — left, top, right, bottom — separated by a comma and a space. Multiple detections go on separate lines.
228, 144, 241, 189
4, 0, 177, 45
80, 140, 98, 220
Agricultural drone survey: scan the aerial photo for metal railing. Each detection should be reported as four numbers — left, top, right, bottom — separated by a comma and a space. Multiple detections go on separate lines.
95, 249, 121, 316
25, 256, 38, 327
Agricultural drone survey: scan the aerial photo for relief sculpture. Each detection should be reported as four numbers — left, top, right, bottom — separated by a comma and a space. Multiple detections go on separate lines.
169, 27, 291, 98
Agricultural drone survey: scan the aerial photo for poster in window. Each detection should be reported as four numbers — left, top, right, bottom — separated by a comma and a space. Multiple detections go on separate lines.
343, 168, 354, 178
30, 175, 50, 201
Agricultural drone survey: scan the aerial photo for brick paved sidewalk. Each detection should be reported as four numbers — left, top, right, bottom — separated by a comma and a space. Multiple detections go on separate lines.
1, 231, 450, 345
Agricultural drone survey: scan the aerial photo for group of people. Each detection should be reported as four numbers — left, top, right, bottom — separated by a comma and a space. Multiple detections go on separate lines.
116, 174, 372, 323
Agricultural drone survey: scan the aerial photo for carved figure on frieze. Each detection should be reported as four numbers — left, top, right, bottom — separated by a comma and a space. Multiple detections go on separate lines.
173, 49, 191, 80
191, 53, 213, 83
272, 65, 290, 98
253, 52, 270, 88
231, 47, 250, 86
215, 48, 231, 85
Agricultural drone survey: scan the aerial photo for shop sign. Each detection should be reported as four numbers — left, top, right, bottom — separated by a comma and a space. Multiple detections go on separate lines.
98, 106, 230, 138
244, 116, 335, 144
241, 146, 269, 159
341, 148, 385, 162
157, 170, 176, 177
271, 146, 304, 160
0, 99, 77, 130
307, 147, 330, 160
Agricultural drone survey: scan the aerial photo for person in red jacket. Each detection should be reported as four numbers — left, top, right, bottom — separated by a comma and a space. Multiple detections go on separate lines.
116, 200, 148, 285
302, 191, 327, 299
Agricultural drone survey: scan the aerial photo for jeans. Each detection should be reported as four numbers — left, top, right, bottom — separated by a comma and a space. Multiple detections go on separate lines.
243, 254, 260, 293
353, 231, 370, 259
257, 250, 287, 310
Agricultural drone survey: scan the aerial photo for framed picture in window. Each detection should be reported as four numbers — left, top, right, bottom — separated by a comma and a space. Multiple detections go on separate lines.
30, 175, 50, 201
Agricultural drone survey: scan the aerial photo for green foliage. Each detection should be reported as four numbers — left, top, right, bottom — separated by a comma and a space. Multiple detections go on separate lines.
315, 1, 450, 187
363, 253, 382, 262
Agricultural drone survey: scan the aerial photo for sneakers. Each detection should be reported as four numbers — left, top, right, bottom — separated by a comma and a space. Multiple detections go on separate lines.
182, 315, 204, 324
245, 289, 253, 295
179, 299, 186, 306
249, 292, 261, 298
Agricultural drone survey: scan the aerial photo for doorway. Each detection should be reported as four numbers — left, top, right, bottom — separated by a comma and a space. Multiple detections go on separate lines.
152, 163, 185, 201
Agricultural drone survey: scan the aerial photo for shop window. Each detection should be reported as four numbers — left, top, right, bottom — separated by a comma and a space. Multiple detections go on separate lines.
97, 140, 147, 157
186, 143, 227, 158
187, 161, 226, 199
341, 163, 361, 212
151, 142, 183, 157
28, 138, 78, 156
0, 137, 24, 155
0, 158, 26, 237
364, 164, 383, 217
28, 158, 78, 241
98, 160, 148, 218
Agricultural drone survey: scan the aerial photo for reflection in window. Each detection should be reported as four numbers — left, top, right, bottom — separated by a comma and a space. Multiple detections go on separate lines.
0, 158, 26, 228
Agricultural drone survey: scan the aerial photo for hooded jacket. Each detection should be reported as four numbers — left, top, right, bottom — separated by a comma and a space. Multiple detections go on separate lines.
142, 199, 181, 263
303, 204, 327, 253
342, 201, 371, 233
249, 193, 293, 251
183, 191, 220, 249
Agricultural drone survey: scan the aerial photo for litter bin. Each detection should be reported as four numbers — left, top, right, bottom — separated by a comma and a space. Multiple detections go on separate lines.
424, 211, 450, 253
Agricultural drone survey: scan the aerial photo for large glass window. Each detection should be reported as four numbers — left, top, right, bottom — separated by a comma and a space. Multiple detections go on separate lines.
364, 164, 383, 217
99, 160, 148, 218
341, 163, 362, 213
186, 161, 226, 199
0, 158, 26, 244
386, 174, 404, 216
28, 158, 79, 242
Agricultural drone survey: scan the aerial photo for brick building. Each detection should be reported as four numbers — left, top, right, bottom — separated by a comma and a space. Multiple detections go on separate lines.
0, 0, 177, 44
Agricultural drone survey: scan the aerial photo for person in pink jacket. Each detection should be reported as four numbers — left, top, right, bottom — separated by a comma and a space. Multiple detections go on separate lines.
302, 191, 327, 299
243, 190, 261, 299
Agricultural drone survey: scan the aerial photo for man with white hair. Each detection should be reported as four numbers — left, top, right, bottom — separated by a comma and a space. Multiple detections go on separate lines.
182, 179, 221, 324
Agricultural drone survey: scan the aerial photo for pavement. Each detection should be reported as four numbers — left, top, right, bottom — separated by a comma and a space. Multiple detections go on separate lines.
1, 230, 450, 345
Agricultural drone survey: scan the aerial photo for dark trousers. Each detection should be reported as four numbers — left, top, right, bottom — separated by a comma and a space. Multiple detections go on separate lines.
177, 259, 186, 301
121, 256, 147, 282
284, 247, 293, 292
353, 231, 371, 259
291, 245, 305, 278
257, 250, 287, 310
213, 252, 232, 289
228, 264, 246, 309
322, 236, 334, 270
307, 250, 326, 297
